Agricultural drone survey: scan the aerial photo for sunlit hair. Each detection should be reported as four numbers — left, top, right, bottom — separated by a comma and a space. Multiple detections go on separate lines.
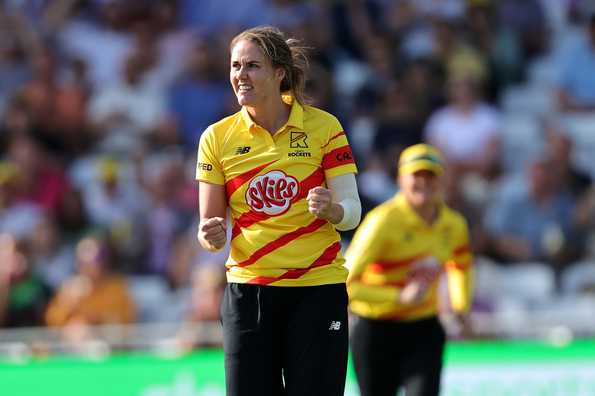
230, 26, 309, 104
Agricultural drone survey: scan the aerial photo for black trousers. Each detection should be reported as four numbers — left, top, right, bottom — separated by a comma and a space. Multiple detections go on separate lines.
221, 283, 349, 396
350, 316, 446, 396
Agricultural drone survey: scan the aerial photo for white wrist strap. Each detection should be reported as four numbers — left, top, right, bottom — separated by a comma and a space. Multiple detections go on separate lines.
327, 173, 361, 231
335, 197, 361, 231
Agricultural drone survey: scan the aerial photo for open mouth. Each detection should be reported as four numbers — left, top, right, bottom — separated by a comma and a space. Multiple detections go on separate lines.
238, 84, 253, 93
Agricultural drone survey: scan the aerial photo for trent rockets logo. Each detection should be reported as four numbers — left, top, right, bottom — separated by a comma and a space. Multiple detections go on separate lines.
290, 132, 308, 148
246, 170, 299, 215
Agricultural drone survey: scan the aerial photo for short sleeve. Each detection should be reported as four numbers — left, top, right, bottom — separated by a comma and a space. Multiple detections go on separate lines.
196, 126, 224, 185
321, 116, 358, 179
450, 218, 473, 268
446, 216, 474, 313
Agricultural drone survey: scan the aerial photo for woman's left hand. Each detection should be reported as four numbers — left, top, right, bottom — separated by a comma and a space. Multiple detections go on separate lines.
307, 187, 342, 223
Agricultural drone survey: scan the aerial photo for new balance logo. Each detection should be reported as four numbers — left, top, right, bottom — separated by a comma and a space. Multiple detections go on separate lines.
235, 146, 251, 155
329, 321, 341, 331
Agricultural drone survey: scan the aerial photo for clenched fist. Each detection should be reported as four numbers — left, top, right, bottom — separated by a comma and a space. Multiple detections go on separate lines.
307, 186, 344, 224
408, 256, 442, 285
399, 279, 431, 305
198, 217, 227, 252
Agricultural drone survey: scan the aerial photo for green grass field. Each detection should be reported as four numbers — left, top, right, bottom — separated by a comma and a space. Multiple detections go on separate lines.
2, 340, 595, 396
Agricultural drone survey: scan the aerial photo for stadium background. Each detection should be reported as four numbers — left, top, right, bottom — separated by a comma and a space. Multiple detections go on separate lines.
2, 0, 595, 395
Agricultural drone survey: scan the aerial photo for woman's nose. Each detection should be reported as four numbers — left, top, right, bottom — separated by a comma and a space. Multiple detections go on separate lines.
237, 66, 248, 79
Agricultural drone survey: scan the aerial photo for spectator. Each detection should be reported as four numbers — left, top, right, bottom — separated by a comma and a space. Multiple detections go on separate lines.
424, 75, 501, 180
432, 18, 488, 84
263, 0, 321, 31
484, 155, 583, 269
413, 0, 466, 21
359, 33, 398, 93
45, 235, 136, 329
0, 161, 43, 240
372, 77, 428, 174
187, 264, 226, 323
176, 264, 226, 349
0, 233, 52, 328
178, 0, 268, 33
0, 10, 34, 117
81, 157, 147, 269
29, 214, 75, 291
55, 188, 92, 244
167, 35, 230, 151
88, 51, 166, 152
19, 48, 90, 157
557, 14, 595, 112
443, 165, 490, 256
143, 0, 194, 91
497, 0, 549, 63
465, 3, 524, 97
544, 122, 592, 198
142, 154, 188, 276
286, 9, 336, 71
574, 185, 595, 248
304, 62, 337, 115
166, 221, 231, 292
6, 131, 70, 214
56, 0, 134, 89
0, 96, 34, 148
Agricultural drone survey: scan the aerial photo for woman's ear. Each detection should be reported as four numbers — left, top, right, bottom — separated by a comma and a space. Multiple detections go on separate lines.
276, 67, 286, 83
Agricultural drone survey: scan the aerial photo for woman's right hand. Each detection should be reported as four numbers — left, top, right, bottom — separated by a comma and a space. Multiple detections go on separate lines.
198, 217, 227, 252
399, 279, 431, 305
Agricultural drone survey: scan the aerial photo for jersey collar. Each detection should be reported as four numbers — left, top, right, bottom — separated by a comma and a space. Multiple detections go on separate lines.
284, 95, 304, 130
240, 95, 304, 133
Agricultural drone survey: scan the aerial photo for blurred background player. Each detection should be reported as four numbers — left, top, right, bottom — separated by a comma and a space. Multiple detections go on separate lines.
346, 143, 473, 396
196, 26, 361, 396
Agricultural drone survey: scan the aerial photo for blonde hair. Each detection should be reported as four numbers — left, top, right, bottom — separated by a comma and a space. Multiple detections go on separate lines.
230, 26, 309, 104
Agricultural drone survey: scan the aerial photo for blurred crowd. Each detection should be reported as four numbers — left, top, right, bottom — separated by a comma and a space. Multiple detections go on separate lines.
2, 0, 595, 345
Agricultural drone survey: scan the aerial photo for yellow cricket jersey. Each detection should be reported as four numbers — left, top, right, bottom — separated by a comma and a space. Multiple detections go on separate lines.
346, 193, 473, 321
196, 97, 357, 286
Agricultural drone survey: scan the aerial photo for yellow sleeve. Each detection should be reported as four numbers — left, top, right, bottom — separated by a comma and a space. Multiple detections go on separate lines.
346, 209, 399, 303
322, 116, 358, 179
196, 126, 224, 185
446, 218, 474, 313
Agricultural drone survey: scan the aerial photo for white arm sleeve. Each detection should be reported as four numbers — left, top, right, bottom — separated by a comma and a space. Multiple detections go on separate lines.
327, 173, 361, 231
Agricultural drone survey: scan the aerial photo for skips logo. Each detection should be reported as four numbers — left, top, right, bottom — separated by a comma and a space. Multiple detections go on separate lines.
246, 170, 299, 215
